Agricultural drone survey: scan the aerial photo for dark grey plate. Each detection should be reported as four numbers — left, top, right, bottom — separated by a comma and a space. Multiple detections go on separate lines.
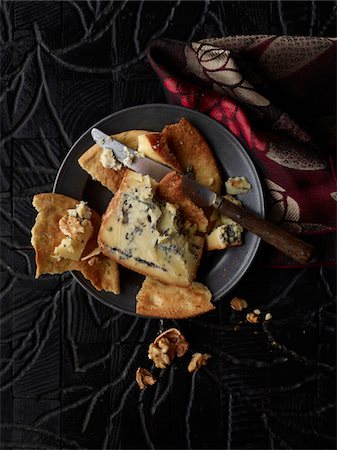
53, 104, 265, 317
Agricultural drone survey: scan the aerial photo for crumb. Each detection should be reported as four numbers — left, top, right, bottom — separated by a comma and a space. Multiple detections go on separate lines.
246, 312, 259, 324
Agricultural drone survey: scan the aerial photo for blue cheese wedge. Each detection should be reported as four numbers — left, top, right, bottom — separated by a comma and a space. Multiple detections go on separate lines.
53, 201, 93, 261
98, 171, 204, 287
225, 176, 252, 195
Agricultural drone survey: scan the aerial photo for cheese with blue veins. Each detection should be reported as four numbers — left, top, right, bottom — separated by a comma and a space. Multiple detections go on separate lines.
98, 171, 204, 287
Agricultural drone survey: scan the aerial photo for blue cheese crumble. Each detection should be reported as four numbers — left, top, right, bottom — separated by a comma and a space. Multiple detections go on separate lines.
100, 147, 123, 170
225, 176, 252, 195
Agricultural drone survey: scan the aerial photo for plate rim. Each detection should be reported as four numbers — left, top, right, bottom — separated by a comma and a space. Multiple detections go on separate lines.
53, 103, 265, 317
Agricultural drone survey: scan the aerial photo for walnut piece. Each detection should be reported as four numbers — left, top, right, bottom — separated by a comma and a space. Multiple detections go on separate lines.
246, 312, 260, 324
59, 216, 85, 238
230, 297, 248, 311
148, 328, 189, 369
136, 368, 157, 390
188, 353, 211, 373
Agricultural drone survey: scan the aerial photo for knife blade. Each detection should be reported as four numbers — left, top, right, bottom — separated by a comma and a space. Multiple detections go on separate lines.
91, 128, 218, 208
91, 127, 314, 263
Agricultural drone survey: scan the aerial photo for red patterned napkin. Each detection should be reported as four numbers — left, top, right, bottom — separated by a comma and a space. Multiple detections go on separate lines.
147, 36, 336, 267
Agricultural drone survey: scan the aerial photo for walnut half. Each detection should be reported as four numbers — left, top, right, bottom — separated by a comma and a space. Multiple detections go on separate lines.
136, 368, 157, 390
148, 328, 189, 369
188, 353, 211, 373
58, 215, 85, 238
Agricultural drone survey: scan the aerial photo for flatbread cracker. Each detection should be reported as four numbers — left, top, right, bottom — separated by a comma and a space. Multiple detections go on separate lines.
137, 132, 181, 171
157, 172, 208, 233
162, 118, 222, 194
31, 193, 120, 294
78, 143, 126, 193
80, 254, 120, 293
136, 277, 215, 318
78, 130, 150, 193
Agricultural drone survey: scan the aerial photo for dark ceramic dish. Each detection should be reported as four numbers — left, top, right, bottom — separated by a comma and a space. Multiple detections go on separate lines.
53, 104, 265, 316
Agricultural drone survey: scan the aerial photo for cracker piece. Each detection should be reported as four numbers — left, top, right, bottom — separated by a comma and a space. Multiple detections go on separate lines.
78, 130, 150, 193
137, 133, 181, 171
80, 253, 120, 294
78, 143, 126, 193
31, 193, 120, 294
162, 118, 222, 194
157, 172, 208, 233
136, 277, 214, 318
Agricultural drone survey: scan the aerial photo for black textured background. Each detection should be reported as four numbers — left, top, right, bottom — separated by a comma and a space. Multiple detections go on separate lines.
1, 1, 336, 449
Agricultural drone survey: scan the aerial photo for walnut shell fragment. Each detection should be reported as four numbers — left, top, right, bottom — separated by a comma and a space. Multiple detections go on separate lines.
230, 297, 248, 311
148, 328, 189, 369
188, 353, 211, 373
136, 368, 157, 390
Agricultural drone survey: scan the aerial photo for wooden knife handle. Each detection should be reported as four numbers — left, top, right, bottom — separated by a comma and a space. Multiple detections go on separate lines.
218, 199, 314, 264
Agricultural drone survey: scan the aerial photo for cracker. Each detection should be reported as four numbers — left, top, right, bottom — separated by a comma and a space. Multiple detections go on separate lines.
162, 118, 222, 194
78, 143, 126, 193
31, 193, 120, 294
78, 130, 150, 193
157, 172, 208, 233
137, 132, 181, 171
80, 254, 120, 294
136, 277, 215, 318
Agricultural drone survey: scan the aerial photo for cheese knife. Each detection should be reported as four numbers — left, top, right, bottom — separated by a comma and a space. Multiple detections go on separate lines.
91, 128, 314, 263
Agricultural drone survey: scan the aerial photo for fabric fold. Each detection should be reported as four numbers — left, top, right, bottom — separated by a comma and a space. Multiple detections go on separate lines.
147, 36, 336, 266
